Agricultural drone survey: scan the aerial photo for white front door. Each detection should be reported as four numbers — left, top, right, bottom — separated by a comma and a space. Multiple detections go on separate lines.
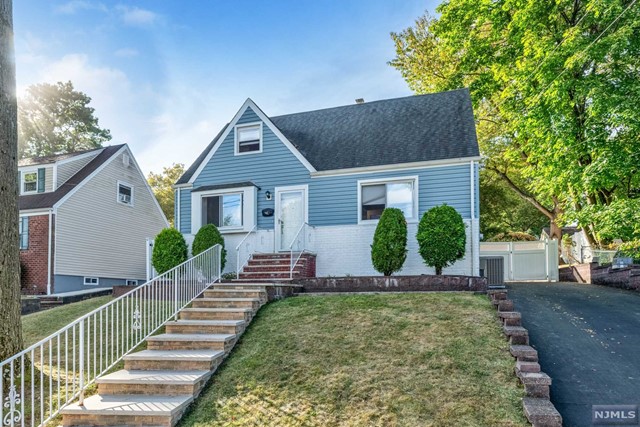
275, 186, 307, 252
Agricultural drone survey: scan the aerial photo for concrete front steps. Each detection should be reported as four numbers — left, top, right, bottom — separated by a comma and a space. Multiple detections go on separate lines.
61, 283, 271, 427
238, 253, 316, 280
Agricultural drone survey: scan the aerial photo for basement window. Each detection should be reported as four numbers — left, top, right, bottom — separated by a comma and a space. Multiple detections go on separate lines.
126, 279, 138, 286
83, 277, 99, 286
235, 123, 262, 154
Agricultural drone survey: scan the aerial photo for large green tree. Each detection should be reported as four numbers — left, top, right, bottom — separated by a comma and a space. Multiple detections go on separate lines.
391, 0, 640, 245
18, 81, 111, 158
147, 163, 185, 226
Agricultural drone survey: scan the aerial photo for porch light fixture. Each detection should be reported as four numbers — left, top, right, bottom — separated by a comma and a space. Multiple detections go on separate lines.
265, 190, 272, 200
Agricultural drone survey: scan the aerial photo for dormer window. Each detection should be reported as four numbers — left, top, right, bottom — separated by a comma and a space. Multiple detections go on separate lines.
22, 172, 38, 193
117, 181, 133, 206
235, 123, 262, 155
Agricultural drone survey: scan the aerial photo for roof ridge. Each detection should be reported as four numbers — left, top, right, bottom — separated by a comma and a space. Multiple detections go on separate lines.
269, 88, 470, 120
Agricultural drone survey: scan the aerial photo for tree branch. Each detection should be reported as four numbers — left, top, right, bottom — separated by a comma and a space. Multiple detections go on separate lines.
487, 166, 555, 219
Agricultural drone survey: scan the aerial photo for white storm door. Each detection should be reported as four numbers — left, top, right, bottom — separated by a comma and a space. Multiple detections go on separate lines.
275, 186, 307, 252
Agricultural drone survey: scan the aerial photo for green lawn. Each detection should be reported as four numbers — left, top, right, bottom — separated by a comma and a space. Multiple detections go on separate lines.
22, 296, 112, 347
180, 293, 527, 427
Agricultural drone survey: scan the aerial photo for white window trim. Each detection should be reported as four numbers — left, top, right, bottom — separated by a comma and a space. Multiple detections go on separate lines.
126, 279, 138, 286
357, 176, 419, 225
202, 191, 244, 231
21, 168, 39, 195
234, 122, 263, 156
191, 185, 257, 234
117, 180, 134, 207
83, 277, 99, 286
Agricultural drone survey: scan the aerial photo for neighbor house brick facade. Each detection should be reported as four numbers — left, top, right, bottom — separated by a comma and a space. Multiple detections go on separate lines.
20, 214, 53, 294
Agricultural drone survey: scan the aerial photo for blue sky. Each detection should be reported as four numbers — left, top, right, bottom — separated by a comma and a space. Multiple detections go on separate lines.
14, 1, 437, 173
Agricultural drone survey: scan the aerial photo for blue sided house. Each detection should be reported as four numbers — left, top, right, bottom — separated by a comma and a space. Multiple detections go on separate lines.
175, 88, 481, 279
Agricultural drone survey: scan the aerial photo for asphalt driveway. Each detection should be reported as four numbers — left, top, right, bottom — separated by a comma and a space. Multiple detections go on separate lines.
507, 282, 640, 427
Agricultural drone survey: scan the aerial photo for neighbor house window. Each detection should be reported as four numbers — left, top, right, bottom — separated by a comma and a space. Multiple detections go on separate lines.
202, 193, 243, 228
83, 277, 99, 286
22, 171, 37, 194
235, 123, 262, 154
360, 178, 416, 221
19, 217, 28, 250
117, 181, 133, 206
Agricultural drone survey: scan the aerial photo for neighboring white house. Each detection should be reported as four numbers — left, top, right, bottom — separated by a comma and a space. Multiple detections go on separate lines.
18, 144, 169, 294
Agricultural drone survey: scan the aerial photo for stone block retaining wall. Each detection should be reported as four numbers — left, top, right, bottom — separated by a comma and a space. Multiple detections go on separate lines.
299, 275, 487, 293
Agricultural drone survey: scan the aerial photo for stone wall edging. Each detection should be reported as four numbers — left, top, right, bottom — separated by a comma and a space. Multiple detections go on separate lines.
488, 290, 563, 427
300, 275, 488, 293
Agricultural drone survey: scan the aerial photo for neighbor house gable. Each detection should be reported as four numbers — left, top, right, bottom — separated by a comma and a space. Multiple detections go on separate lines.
187, 98, 316, 185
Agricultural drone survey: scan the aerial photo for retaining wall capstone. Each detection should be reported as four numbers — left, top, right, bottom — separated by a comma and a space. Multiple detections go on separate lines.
487, 289, 562, 427
300, 275, 487, 293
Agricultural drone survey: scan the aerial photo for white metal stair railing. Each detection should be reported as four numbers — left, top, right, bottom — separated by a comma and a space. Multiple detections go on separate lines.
289, 222, 314, 279
236, 225, 257, 276
0, 244, 222, 427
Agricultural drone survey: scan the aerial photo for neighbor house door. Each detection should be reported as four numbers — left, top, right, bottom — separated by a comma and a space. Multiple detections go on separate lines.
275, 186, 307, 252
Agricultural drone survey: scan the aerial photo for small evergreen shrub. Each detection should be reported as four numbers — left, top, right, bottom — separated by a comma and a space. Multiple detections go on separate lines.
371, 208, 408, 276
152, 228, 188, 274
417, 205, 466, 275
192, 224, 227, 270
617, 241, 640, 263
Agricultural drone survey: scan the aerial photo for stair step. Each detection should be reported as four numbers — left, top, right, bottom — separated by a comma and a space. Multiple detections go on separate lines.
203, 289, 266, 300
97, 370, 211, 396
239, 272, 300, 279
243, 265, 303, 273
180, 307, 254, 322
123, 349, 224, 371
61, 394, 193, 426
146, 333, 236, 352
192, 297, 261, 310
165, 319, 246, 335
211, 283, 268, 291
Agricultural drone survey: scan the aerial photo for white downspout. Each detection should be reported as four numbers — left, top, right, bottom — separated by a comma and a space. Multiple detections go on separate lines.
469, 160, 476, 276
47, 209, 53, 295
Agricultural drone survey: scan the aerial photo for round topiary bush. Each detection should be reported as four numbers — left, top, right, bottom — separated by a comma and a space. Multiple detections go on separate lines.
152, 228, 188, 274
192, 224, 227, 270
371, 208, 408, 276
417, 204, 466, 275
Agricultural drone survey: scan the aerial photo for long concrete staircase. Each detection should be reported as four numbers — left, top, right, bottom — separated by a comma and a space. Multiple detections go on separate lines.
60, 283, 270, 427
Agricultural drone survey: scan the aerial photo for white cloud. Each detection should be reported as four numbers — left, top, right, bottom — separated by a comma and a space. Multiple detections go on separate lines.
116, 5, 159, 27
55, 1, 107, 14
114, 48, 139, 58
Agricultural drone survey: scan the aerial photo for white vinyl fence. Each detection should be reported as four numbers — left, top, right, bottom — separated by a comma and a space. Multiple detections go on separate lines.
0, 244, 222, 427
480, 240, 559, 282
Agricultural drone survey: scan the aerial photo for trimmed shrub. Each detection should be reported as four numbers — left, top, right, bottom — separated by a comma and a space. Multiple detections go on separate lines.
152, 228, 188, 274
371, 208, 408, 276
617, 241, 640, 263
488, 231, 538, 242
417, 205, 466, 275
192, 224, 227, 270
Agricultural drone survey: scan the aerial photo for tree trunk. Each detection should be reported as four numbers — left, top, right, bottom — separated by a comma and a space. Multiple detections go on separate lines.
0, 0, 24, 362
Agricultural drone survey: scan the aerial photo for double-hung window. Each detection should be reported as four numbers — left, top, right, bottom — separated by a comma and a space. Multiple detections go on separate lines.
202, 193, 243, 228
359, 178, 417, 221
22, 172, 38, 194
117, 181, 133, 206
19, 217, 28, 250
235, 123, 262, 154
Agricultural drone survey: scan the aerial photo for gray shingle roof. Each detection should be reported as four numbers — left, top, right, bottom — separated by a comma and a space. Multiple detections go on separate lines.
176, 89, 478, 184
19, 145, 125, 210
18, 146, 105, 167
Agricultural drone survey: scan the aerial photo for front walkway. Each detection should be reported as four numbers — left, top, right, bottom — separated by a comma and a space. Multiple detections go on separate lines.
507, 282, 640, 427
